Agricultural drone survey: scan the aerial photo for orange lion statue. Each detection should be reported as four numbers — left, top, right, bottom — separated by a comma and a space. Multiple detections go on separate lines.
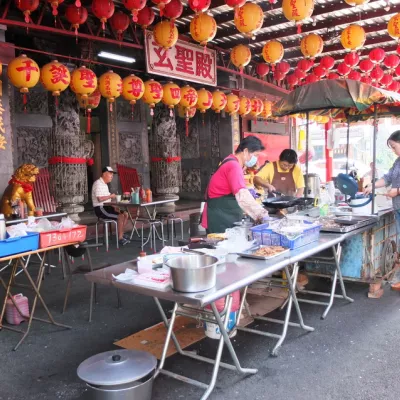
0, 164, 39, 217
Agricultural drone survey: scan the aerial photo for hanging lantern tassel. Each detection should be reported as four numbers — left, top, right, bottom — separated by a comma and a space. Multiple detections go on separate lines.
22, 92, 28, 113
131, 102, 135, 121
150, 106, 154, 116
185, 110, 189, 137
202, 113, 205, 126
296, 22, 302, 34
170, 107, 174, 117
87, 109, 91, 134
109, 101, 113, 112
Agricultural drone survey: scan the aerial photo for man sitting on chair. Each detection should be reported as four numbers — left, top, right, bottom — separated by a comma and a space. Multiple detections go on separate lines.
92, 166, 130, 246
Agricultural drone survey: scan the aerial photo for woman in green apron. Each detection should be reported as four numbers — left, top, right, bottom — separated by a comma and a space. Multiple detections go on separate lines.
201, 136, 269, 234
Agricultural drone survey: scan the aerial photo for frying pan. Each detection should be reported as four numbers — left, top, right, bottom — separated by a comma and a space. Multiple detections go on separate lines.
262, 196, 317, 209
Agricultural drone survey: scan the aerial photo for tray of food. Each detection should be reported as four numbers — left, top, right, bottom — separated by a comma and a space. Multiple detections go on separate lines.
237, 245, 290, 260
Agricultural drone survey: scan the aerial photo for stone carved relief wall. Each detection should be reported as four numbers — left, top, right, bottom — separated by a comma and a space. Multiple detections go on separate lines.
117, 98, 142, 122
118, 132, 143, 165
209, 113, 220, 159
182, 168, 201, 193
176, 116, 199, 159
16, 127, 51, 167
13, 87, 48, 115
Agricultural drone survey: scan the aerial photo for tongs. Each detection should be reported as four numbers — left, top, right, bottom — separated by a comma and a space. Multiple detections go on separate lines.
271, 190, 282, 197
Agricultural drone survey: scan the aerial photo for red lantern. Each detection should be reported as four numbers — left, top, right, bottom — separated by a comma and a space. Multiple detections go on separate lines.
163, 0, 183, 20
395, 65, 400, 77
256, 63, 270, 78
313, 65, 326, 78
47, 0, 64, 17
276, 61, 290, 75
123, 0, 146, 22
305, 74, 318, 84
359, 59, 374, 75
320, 56, 335, 70
384, 54, 400, 70
344, 52, 359, 68
15, 0, 39, 23
286, 74, 298, 89
136, 7, 154, 29
92, 0, 115, 31
327, 72, 340, 80
371, 66, 384, 82
225, 0, 246, 18
273, 70, 286, 82
65, 5, 88, 36
348, 70, 361, 81
152, 0, 172, 17
298, 59, 312, 72
360, 76, 372, 85
388, 81, 400, 92
337, 62, 350, 77
369, 48, 386, 64
380, 74, 393, 88
294, 68, 306, 80
188, 0, 211, 13
109, 11, 130, 40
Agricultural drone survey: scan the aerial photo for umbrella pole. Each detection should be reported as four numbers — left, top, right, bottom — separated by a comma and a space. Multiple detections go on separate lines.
305, 111, 309, 198
346, 120, 350, 174
371, 104, 377, 214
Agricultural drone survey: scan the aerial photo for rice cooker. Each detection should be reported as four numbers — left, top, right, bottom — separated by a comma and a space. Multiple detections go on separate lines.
335, 173, 373, 214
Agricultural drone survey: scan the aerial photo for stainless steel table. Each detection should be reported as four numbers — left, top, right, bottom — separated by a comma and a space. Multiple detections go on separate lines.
5, 212, 67, 225
85, 235, 342, 400
114, 197, 178, 249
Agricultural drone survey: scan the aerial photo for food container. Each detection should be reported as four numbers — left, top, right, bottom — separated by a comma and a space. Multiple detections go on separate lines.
0, 232, 39, 258
77, 349, 156, 400
204, 311, 238, 339
39, 225, 87, 248
233, 221, 254, 241
350, 196, 372, 215
165, 254, 218, 292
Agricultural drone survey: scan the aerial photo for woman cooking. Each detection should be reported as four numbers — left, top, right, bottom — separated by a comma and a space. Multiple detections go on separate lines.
201, 136, 269, 234
253, 149, 305, 197
364, 130, 400, 233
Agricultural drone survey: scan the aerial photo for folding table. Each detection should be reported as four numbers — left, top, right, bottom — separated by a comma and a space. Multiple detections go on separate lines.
0, 243, 73, 350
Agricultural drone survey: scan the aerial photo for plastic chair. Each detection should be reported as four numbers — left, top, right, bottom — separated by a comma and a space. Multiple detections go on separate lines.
95, 219, 119, 252
62, 242, 122, 322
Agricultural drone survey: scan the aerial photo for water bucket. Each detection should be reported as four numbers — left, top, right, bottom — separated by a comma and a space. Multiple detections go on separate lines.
204, 311, 237, 340
5, 293, 29, 325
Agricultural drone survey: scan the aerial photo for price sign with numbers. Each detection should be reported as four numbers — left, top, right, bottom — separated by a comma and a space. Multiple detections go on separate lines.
40, 226, 87, 248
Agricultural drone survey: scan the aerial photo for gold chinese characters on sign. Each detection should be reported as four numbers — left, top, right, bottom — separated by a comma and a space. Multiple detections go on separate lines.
0, 63, 7, 150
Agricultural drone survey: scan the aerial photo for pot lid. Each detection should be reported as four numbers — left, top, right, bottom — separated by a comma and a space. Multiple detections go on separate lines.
336, 173, 358, 198
77, 349, 157, 386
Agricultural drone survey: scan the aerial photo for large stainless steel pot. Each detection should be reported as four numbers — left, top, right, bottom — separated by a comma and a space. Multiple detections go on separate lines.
165, 254, 218, 292
304, 173, 321, 199
77, 349, 156, 400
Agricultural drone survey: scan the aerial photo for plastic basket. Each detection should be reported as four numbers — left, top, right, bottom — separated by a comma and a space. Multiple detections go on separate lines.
250, 220, 280, 246
0, 232, 40, 258
279, 222, 322, 250
39, 225, 87, 248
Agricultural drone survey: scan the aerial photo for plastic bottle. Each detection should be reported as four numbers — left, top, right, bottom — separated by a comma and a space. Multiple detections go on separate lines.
19, 200, 25, 219
140, 187, 146, 202
0, 214, 6, 240
145, 188, 152, 203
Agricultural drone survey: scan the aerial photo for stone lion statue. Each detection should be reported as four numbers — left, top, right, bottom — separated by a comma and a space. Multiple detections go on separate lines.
0, 164, 39, 217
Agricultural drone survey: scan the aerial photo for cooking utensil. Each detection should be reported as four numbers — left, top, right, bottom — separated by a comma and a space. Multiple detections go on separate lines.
271, 190, 282, 196
237, 245, 290, 260
304, 173, 321, 199
262, 195, 298, 209
165, 255, 218, 293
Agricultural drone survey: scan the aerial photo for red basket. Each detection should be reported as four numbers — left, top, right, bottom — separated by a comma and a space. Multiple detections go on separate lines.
39, 225, 87, 248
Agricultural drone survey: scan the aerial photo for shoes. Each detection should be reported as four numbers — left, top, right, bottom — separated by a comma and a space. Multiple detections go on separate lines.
123, 234, 131, 241
119, 238, 130, 246
391, 282, 400, 291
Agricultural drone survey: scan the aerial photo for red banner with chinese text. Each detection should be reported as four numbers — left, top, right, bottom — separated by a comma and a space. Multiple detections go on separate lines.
144, 31, 217, 86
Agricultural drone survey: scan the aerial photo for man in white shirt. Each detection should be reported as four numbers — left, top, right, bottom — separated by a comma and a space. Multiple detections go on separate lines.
92, 166, 129, 246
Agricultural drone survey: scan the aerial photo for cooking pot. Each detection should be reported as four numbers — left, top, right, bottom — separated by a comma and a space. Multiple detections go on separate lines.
77, 349, 156, 400
165, 254, 218, 293
304, 173, 321, 199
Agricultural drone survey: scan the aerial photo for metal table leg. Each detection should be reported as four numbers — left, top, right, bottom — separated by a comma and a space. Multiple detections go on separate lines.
298, 244, 354, 319
154, 296, 257, 399
237, 263, 314, 357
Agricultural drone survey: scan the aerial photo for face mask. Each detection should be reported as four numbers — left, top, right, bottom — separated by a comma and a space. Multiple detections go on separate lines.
245, 155, 258, 168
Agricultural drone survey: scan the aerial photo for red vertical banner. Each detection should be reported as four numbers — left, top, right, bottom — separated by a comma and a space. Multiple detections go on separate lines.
325, 118, 333, 182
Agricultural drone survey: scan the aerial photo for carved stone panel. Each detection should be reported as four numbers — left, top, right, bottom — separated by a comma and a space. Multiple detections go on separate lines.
16, 126, 50, 167
14, 87, 48, 115
117, 98, 142, 122
176, 115, 199, 159
182, 168, 201, 193
210, 113, 220, 159
119, 131, 143, 165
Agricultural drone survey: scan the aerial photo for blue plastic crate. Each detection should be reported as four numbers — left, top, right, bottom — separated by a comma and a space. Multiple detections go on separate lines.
0, 232, 40, 258
250, 220, 281, 246
279, 222, 321, 250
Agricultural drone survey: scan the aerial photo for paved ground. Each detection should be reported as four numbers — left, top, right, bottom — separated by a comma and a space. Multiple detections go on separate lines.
1, 233, 400, 400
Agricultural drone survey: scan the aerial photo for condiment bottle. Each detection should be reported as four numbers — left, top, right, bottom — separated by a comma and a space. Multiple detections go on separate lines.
145, 188, 152, 203
140, 187, 146, 202
0, 214, 6, 240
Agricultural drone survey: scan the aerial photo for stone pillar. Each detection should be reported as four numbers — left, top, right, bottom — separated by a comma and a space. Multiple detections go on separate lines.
48, 90, 93, 220
149, 105, 181, 211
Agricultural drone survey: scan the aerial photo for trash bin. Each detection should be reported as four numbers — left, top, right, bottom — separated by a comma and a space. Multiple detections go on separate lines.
77, 349, 157, 400
189, 212, 205, 237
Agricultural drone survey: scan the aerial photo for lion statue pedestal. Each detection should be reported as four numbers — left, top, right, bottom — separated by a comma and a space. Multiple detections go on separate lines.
0, 164, 39, 218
